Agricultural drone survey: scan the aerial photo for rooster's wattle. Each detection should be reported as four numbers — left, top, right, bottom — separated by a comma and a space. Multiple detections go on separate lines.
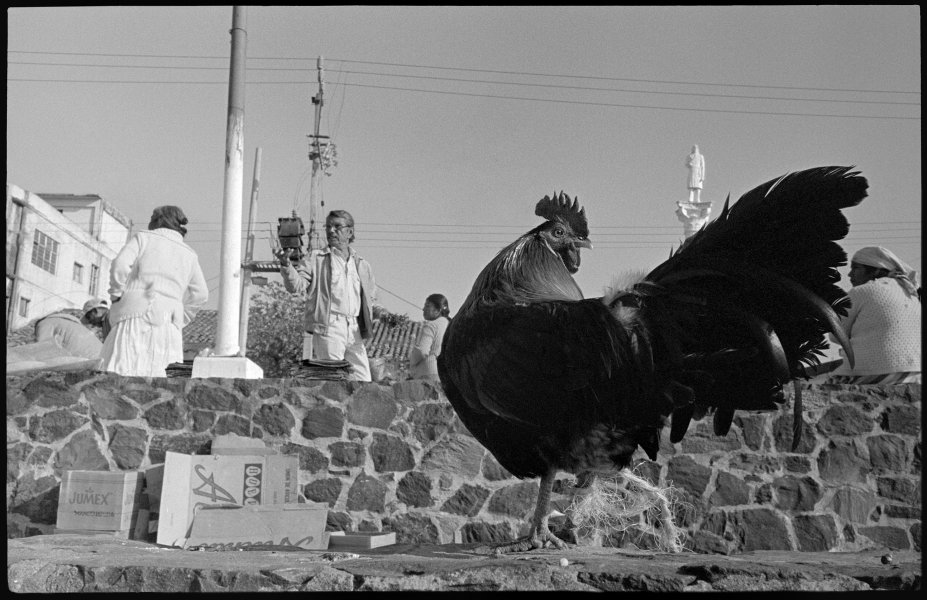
438, 166, 868, 553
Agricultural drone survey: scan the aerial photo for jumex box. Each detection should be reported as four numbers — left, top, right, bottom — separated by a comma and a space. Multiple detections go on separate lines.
56, 470, 144, 536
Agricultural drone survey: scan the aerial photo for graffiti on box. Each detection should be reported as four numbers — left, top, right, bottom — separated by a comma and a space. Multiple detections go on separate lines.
187, 535, 318, 552
190, 463, 263, 506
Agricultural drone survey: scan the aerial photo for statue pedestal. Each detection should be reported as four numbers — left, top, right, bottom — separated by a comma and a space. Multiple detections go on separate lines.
191, 356, 264, 379
675, 200, 713, 238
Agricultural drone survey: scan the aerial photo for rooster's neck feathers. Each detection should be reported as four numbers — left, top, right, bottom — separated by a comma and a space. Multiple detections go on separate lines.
459, 230, 584, 315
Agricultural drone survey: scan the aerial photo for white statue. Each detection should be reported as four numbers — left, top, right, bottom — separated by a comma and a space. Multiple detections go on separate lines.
686, 145, 705, 203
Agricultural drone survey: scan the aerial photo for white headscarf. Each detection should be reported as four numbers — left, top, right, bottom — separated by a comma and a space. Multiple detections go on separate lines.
852, 246, 919, 296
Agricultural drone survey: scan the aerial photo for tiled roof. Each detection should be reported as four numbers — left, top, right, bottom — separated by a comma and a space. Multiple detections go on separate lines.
367, 320, 423, 360
181, 309, 423, 360
8, 307, 424, 363
182, 309, 218, 351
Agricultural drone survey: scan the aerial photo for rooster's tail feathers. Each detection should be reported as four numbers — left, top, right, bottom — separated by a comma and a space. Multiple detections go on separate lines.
638, 165, 868, 441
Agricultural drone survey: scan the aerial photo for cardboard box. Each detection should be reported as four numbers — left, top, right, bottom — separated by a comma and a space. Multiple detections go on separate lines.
185, 504, 329, 550
328, 531, 397, 549
56, 471, 144, 538
141, 464, 164, 539
143, 464, 164, 509
156, 451, 299, 548
211, 433, 277, 456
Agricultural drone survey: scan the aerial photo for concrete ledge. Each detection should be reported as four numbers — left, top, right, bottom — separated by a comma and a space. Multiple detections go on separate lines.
7, 534, 921, 592
190, 356, 263, 379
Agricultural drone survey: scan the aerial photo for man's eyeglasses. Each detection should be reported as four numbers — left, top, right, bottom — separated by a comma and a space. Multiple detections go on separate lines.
325, 223, 350, 232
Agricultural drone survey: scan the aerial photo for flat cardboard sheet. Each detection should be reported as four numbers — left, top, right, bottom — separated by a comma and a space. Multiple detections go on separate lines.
328, 531, 397, 549
211, 433, 277, 456
184, 504, 329, 550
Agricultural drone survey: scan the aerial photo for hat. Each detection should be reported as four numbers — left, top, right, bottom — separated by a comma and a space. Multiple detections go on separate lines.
82, 297, 111, 314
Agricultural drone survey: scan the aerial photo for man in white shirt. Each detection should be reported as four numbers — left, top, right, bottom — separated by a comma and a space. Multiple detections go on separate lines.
279, 210, 385, 381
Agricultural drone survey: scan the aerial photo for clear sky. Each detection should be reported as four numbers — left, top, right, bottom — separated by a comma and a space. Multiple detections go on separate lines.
7, 6, 921, 319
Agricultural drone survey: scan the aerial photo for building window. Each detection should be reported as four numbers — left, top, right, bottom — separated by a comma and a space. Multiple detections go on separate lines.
89, 264, 100, 296
18, 297, 30, 318
73, 262, 84, 284
31, 230, 59, 274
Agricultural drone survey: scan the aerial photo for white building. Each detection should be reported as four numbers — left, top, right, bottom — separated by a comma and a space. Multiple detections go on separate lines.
6, 184, 133, 331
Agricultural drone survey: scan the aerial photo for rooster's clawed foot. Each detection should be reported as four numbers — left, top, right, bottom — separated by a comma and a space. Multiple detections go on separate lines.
486, 527, 569, 555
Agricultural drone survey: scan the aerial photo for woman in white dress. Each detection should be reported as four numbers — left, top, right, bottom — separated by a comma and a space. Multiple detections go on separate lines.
408, 293, 451, 381
100, 205, 208, 377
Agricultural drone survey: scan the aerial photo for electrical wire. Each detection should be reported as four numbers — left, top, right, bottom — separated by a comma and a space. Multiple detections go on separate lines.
8, 53, 918, 120
78, 219, 923, 231
377, 283, 422, 311
325, 57, 921, 96
323, 68, 919, 106
8, 60, 919, 107
337, 81, 919, 121
8, 76, 917, 120
8, 51, 920, 95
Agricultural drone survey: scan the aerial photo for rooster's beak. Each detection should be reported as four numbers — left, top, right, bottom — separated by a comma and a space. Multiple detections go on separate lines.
575, 238, 593, 250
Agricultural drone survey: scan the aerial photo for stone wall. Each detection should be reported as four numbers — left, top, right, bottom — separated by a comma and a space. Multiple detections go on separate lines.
6, 371, 921, 554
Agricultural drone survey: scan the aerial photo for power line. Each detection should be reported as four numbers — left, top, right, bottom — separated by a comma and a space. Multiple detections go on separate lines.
38, 234, 923, 252
326, 57, 922, 96
326, 69, 919, 106
8, 50, 919, 95
337, 81, 920, 121
9, 60, 232, 71
193, 219, 922, 228
9, 66, 917, 119
9, 60, 918, 107
9, 78, 231, 85
32, 213, 923, 231
40, 232, 918, 247
47, 221, 923, 236
8, 50, 234, 59
8, 76, 918, 120
376, 283, 421, 310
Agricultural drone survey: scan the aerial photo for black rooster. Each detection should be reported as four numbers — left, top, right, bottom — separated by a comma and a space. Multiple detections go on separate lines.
438, 166, 867, 553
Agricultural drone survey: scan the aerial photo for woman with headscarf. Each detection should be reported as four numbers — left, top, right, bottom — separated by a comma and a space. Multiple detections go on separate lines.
100, 205, 208, 377
828, 246, 921, 384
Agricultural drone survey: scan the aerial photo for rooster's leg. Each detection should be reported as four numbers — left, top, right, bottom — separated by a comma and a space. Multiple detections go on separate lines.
489, 468, 567, 554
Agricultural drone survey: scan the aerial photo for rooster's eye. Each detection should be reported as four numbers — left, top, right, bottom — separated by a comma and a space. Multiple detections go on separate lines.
553, 227, 564, 237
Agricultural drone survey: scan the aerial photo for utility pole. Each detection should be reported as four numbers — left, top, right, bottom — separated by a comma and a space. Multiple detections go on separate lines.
213, 5, 246, 357
307, 56, 329, 251
238, 146, 262, 355
193, 5, 262, 378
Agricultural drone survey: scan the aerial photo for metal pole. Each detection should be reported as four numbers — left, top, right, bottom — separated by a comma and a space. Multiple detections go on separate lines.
238, 146, 261, 355
214, 6, 247, 356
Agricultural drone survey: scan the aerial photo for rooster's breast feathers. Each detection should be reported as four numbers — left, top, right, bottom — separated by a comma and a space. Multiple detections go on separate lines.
440, 298, 655, 430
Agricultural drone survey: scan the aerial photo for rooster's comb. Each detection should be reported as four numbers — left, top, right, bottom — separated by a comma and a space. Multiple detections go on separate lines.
535, 191, 588, 237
